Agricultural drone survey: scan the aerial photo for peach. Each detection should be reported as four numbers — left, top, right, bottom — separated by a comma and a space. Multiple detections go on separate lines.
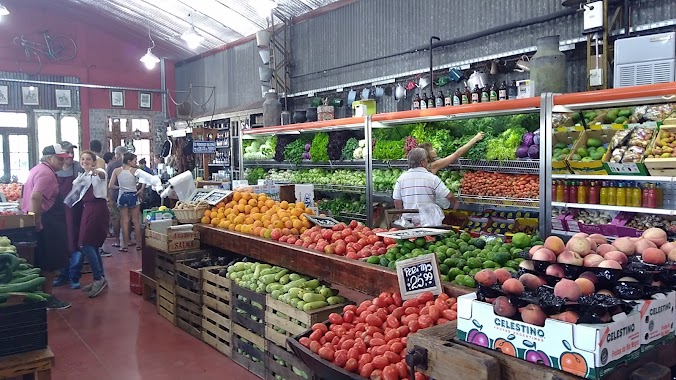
642, 228, 667, 247
582, 253, 605, 267
659, 242, 676, 255
475, 269, 498, 287
579, 271, 598, 284
635, 239, 657, 255
502, 278, 525, 295
528, 245, 543, 255
572, 232, 589, 239
519, 273, 545, 291
557, 250, 583, 266
554, 279, 582, 301
604, 251, 628, 266
586, 238, 598, 252
566, 237, 592, 256
545, 264, 566, 278
532, 248, 556, 263
520, 304, 547, 326
493, 268, 513, 285
544, 236, 565, 255
596, 244, 615, 257
588, 234, 608, 246
551, 311, 579, 323
493, 296, 517, 317
668, 249, 676, 262
598, 260, 623, 270
575, 278, 595, 295
642, 247, 667, 265
612, 238, 636, 256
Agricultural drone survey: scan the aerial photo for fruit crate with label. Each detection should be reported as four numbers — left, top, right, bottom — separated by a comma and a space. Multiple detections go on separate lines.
644, 124, 676, 176
201, 267, 232, 357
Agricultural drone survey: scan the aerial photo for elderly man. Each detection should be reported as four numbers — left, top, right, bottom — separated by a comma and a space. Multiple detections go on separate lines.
22, 144, 72, 310
393, 148, 456, 217
106, 146, 127, 249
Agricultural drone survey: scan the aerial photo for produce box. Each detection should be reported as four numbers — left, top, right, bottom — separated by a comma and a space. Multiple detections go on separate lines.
552, 130, 580, 174
505, 218, 538, 239
175, 256, 212, 340
644, 125, 676, 176
635, 291, 675, 353
0, 300, 47, 358
457, 293, 641, 380
266, 340, 312, 380
145, 225, 200, 253
0, 214, 34, 230
483, 218, 514, 236
201, 268, 232, 357
130, 269, 142, 295
156, 278, 176, 324
442, 210, 470, 230
603, 123, 658, 176
466, 218, 488, 235
232, 315, 267, 379
566, 129, 616, 175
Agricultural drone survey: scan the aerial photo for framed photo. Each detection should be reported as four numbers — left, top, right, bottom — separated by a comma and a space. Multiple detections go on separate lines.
139, 92, 151, 109
21, 86, 39, 106
111, 90, 124, 107
0, 85, 7, 105
55, 89, 71, 108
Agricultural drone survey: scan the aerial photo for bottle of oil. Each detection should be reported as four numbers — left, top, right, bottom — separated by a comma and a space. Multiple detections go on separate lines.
453, 88, 461, 106
498, 81, 508, 100
471, 85, 481, 103
412, 93, 421, 110
480, 85, 490, 103
462, 87, 471, 105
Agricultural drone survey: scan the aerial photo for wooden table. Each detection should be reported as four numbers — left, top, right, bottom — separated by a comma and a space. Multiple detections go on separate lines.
197, 225, 472, 297
0, 347, 54, 380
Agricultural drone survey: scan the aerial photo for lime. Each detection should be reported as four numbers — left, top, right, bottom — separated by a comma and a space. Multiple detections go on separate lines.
366, 256, 380, 264
389, 247, 400, 255
460, 276, 476, 288
436, 252, 447, 263
379, 258, 390, 267
469, 268, 482, 277
460, 232, 471, 242
462, 265, 471, 274
448, 268, 463, 280
467, 258, 483, 269
493, 252, 510, 265
482, 260, 498, 269
403, 241, 415, 250
385, 251, 397, 261
511, 233, 531, 249
388, 261, 396, 269
415, 238, 427, 247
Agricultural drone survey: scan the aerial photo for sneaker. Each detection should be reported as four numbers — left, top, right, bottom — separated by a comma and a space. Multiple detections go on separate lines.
46, 297, 71, 310
101, 251, 112, 257
88, 278, 108, 298
82, 283, 93, 292
70, 281, 81, 289
52, 277, 68, 287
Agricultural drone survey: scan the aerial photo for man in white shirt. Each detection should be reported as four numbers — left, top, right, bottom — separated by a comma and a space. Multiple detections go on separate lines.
393, 148, 456, 212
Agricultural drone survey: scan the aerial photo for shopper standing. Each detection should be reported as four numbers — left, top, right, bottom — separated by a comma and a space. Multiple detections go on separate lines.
21, 144, 72, 310
419, 132, 485, 175
90, 140, 106, 170
72, 151, 110, 297
109, 153, 144, 252
106, 146, 126, 247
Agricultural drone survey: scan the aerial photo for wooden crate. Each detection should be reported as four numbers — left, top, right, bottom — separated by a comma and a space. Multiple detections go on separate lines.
201, 268, 232, 357
265, 339, 312, 380
644, 125, 676, 176
231, 283, 266, 336
265, 295, 347, 351
176, 285, 202, 340
156, 278, 176, 324
155, 250, 208, 286
232, 323, 266, 379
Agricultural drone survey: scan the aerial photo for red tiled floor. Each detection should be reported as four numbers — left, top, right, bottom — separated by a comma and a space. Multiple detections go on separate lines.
50, 238, 260, 380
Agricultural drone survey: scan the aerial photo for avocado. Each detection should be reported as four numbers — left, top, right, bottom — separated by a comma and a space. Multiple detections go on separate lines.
618, 109, 633, 117
605, 110, 619, 123
587, 137, 602, 148
614, 116, 628, 124
555, 143, 567, 149
571, 154, 582, 160
591, 152, 604, 160
560, 148, 571, 155
576, 147, 589, 157
583, 111, 596, 120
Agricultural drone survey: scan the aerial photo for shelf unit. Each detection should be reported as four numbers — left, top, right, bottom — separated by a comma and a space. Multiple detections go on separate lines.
551, 202, 675, 215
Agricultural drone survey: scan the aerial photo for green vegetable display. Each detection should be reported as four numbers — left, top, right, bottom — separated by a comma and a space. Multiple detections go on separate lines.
317, 195, 366, 217
373, 169, 402, 192
267, 168, 366, 186
284, 139, 306, 164
309, 133, 329, 162
373, 139, 405, 160
0, 238, 48, 304
244, 167, 267, 185
341, 138, 359, 161
243, 136, 277, 160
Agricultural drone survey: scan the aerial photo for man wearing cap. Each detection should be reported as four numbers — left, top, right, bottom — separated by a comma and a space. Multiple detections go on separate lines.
21, 144, 72, 310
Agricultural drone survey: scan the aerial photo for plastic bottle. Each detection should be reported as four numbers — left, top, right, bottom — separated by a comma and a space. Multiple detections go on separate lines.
607, 181, 617, 206
556, 180, 565, 202
570, 181, 579, 203
552, 180, 558, 201
616, 182, 626, 207
642, 183, 651, 208
577, 181, 587, 204
629, 182, 642, 207
563, 181, 571, 203
588, 181, 599, 204
655, 183, 663, 207
599, 181, 608, 205
646, 183, 657, 208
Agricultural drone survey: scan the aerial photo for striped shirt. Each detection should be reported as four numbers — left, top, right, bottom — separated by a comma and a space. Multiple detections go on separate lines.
392, 168, 451, 209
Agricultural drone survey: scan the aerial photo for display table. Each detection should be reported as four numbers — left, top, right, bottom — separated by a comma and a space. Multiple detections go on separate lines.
0, 347, 54, 380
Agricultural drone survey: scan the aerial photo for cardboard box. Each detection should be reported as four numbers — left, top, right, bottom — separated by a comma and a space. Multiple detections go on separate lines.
0, 214, 35, 230
130, 269, 142, 295
635, 291, 675, 352
145, 226, 200, 253
567, 129, 616, 175
295, 184, 315, 207
457, 293, 641, 379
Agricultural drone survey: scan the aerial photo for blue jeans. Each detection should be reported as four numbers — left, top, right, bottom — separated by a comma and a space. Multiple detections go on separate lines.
80, 245, 104, 281
58, 246, 105, 282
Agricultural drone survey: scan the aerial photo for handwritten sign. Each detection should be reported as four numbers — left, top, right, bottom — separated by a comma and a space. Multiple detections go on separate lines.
303, 214, 339, 228
187, 188, 212, 203
193, 140, 217, 154
376, 228, 449, 240
395, 254, 442, 299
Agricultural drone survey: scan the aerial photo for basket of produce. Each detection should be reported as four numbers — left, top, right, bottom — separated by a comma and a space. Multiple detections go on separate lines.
172, 201, 210, 224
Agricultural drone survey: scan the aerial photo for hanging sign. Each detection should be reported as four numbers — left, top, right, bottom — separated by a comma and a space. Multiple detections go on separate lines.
395, 253, 442, 300
193, 140, 217, 154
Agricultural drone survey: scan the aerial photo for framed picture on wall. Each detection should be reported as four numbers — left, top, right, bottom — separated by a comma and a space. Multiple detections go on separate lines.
111, 90, 124, 107
139, 92, 151, 109
21, 86, 39, 106
55, 89, 72, 108
0, 86, 7, 105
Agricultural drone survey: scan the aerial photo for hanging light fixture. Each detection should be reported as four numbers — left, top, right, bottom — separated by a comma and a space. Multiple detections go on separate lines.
0, 3, 9, 16
140, 30, 160, 70
181, 14, 204, 50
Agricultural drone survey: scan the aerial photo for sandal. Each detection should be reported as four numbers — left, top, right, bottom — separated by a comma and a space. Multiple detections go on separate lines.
118, 247, 128, 252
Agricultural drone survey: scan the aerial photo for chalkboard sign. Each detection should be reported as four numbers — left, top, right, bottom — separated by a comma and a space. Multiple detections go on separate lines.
396, 254, 442, 300
193, 140, 217, 154
303, 214, 339, 228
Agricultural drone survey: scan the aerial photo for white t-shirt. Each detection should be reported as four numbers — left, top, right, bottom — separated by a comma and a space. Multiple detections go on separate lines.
392, 167, 451, 209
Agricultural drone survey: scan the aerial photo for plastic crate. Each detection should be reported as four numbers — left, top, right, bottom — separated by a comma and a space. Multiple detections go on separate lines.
0, 300, 47, 357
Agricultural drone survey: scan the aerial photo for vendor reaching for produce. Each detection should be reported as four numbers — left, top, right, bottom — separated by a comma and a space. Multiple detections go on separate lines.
393, 148, 457, 217
419, 132, 484, 174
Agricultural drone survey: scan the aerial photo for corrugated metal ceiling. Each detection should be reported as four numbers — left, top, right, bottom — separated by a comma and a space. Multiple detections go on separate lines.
59, 0, 342, 59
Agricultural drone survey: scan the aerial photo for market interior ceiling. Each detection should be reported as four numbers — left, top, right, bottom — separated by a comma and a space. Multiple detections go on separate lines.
4, 0, 343, 60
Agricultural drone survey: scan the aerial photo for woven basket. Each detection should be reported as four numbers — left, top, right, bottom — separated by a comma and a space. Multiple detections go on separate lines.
172, 201, 209, 224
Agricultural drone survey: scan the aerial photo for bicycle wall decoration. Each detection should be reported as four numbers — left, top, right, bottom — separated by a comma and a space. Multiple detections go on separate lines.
13, 31, 77, 74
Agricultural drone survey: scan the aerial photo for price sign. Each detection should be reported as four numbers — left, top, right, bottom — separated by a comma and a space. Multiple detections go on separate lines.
193, 140, 217, 154
376, 228, 449, 240
303, 214, 339, 228
395, 254, 442, 300
607, 162, 640, 174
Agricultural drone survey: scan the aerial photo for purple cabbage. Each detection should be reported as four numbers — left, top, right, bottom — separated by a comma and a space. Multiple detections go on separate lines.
528, 144, 539, 159
304, 142, 312, 152
533, 130, 540, 145
521, 132, 534, 147
516, 146, 530, 158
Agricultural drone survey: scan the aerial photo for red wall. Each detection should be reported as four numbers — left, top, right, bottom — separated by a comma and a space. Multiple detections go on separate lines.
0, 3, 176, 144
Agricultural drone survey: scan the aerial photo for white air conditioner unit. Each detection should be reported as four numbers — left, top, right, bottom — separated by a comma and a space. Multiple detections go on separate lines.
614, 32, 675, 88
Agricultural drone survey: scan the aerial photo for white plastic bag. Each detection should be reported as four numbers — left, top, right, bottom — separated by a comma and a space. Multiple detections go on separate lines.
63, 183, 85, 208
416, 203, 444, 227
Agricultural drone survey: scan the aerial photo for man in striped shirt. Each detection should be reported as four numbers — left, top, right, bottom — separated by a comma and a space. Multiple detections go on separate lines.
393, 148, 456, 213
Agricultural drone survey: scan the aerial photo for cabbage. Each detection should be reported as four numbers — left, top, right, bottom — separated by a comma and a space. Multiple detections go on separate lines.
533, 130, 540, 145
521, 132, 534, 147
516, 146, 530, 158
528, 144, 539, 159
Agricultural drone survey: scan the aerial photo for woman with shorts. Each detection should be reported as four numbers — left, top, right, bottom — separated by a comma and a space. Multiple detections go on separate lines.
108, 153, 144, 252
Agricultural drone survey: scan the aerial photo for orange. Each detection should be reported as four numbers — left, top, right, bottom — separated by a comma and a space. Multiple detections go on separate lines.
200, 216, 210, 224
237, 204, 245, 213
203, 209, 211, 217
233, 192, 242, 202
244, 205, 253, 214
265, 199, 275, 208
291, 208, 302, 217
300, 227, 307, 234
296, 202, 305, 209
302, 219, 311, 228
253, 220, 263, 228
235, 224, 242, 232
251, 207, 260, 214
258, 194, 267, 201
217, 212, 225, 220
252, 213, 263, 221
218, 221, 228, 229
242, 192, 252, 201
244, 217, 254, 225
238, 199, 247, 206
260, 206, 269, 213
280, 201, 289, 210
284, 220, 293, 229
228, 223, 236, 231
292, 219, 302, 230
234, 216, 244, 225
248, 198, 257, 207
210, 217, 221, 226
290, 228, 299, 235
305, 208, 315, 215
217, 201, 226, 208
259, 228, 266, 238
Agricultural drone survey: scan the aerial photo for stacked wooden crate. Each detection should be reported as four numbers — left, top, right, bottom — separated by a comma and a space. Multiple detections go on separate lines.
201, 267, 232, 357
231, 283, 267, 378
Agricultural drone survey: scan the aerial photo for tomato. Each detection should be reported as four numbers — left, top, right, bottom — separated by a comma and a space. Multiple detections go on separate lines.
342, 322, 355, 330
373, 332, 385, 340
417, 291, 434, 304
328, 313, 344, 325
366, 314, 383, 327
309, 329, 323, 341
360, 363, 375, 378
367, 304, 379, 313
451, 302, 458, 311
384, 329, 399, 342
355, 322, 367, 332
332, 336, 341, 346
340, 338, 355, 351
299, 337, 311, 348
392, 293, 403, 307
343, 310, 356, 323
414, 372, 426, 380
373, 297, 388, 308
404, 307, 418, 315
391, 307, 405, 319
387, 304, 397, 313
359, 353, 373, 367
402, 314, 419, 325
386, 315, 400, 329
403, 299, 418, 309
382, 365, 399, 380
369, 338, 386, 347
395, 361, 409, 378
344, 304, 358, 314
390, 341, 404, 354
396, 325, 409, 337
408, 320, 420, 333
318, 346, 335, 361
436, 317, 449, 325
345, 358, 359, 373
372, 355, 389, 370
309, 340, 321, 353
383, 350, 400, 364
382, 294, 394, 306
418, 315, 434, 329
434, 298, 448, 311
334, 350, 348, 367
442, 309, 458, 320
357, 300, 373, 315
325, 331, 336, 342
371, 344, 389, 357
370, 369, 383, 380
366, 326, 382, 336
312, 323, 328, 333
438, 292, 449, 301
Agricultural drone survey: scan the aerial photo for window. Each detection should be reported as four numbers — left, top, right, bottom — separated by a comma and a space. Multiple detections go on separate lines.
132, 118, 150, 133
133, 139, 151, 166
0, 113, 28, 128
37, 115, 57, 151
61, 116, 79, 156
9, 135, 29, 182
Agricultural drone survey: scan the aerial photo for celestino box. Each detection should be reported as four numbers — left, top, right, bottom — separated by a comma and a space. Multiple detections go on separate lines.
634, 291, 675, 352
457, 293, 641, 380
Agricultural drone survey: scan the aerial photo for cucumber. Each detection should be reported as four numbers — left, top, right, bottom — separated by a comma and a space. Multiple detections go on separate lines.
274, 269, 289, 281
0, 253, 19, 271
4, 292, 46, 301
296, 300, 306, 310
302, 301, 328, 312
327, 296, 345, 305
287, 287, 302, 299
259, 274, 277, 285
302, 293, 325, 303
302, 279, 320, 289
271, 289, 282, 300
278, 274, 290, 285
0, 277, 46, 293
17, 263, 33, 270
289, 273, 301, 281
9, 274, 40, 284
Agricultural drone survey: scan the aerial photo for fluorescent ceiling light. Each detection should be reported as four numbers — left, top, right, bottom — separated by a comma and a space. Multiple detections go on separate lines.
140, 48, 160, 70
0, 3, 9, 16
181, 26, 204, 49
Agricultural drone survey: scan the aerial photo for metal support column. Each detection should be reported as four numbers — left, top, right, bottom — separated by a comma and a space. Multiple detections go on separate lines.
365, 116, 374, 227
539, 93, 554, 237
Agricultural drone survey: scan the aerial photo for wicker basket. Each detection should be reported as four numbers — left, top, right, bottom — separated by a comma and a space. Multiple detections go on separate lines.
173, 201, 210, 224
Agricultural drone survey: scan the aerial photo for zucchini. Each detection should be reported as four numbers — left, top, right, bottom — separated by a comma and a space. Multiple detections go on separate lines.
0, 277, 46, 293
327, 296, 345, 305
273, 269, 289, 281
17, 263, 32, 270
0, 253, 19, 271
302, 301, 328, 312
302, 293, 325, 303
9, 274, 40, 284
4, 292, 46, 301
